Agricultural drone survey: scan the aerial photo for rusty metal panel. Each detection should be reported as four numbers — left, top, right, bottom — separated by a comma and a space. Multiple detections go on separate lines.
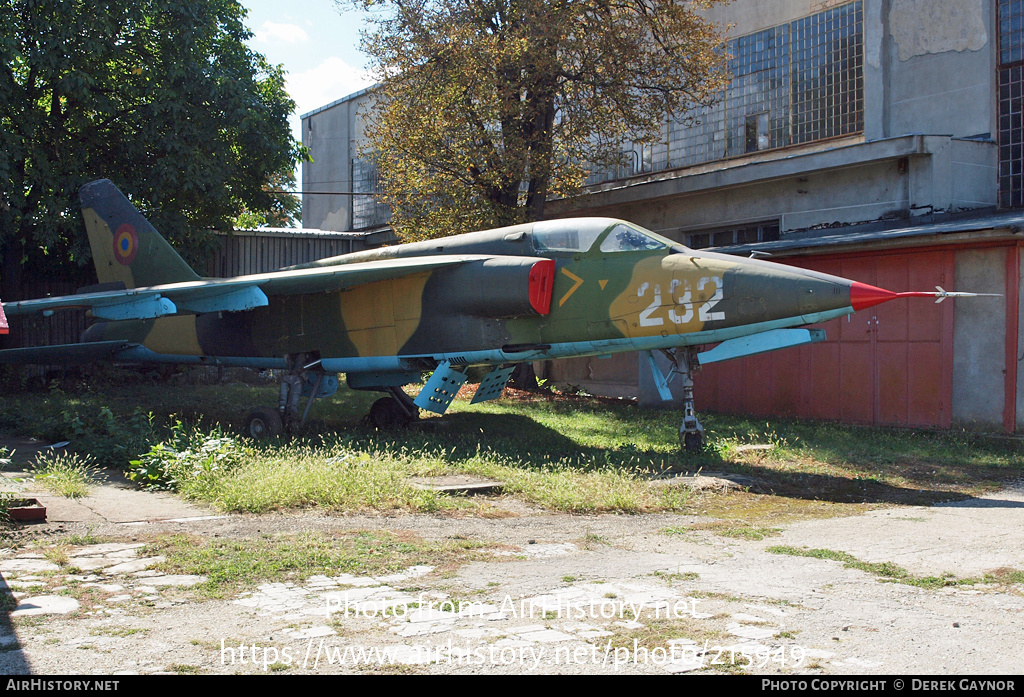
697, 247, 956, 428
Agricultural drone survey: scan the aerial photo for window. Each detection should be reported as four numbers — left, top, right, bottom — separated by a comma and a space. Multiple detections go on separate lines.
1000, 0, 1024, 207
351, 158, 391, 230
589, 2, 864, 184
684, 220, 781, 249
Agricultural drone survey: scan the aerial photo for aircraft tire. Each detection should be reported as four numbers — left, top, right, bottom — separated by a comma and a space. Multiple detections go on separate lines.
370, 397, 409, 430
243, 407, 284, 439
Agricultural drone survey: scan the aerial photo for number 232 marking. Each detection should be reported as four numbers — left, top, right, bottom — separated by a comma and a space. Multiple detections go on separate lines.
637, 276, 724, 327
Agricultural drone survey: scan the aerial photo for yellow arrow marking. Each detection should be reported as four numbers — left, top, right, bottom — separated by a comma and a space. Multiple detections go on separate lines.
558, 268, 584, 306
599, 279, 609, 290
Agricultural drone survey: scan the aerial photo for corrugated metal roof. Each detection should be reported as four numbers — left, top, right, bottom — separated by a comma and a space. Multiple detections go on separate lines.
713, 209, 1024, 256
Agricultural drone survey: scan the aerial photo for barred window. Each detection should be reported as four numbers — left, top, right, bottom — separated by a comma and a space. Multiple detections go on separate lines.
351, 158, 391, 230
1000, 0, 1024, 207
590, 1, 864, 183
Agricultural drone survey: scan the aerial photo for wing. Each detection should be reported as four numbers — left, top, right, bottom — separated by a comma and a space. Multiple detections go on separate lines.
2, 255, 496, 321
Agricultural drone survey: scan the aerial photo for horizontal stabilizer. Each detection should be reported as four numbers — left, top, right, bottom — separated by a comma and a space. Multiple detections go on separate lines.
0, 341, 137, 365
4, 291, 177, 320
697, 328, 826, 364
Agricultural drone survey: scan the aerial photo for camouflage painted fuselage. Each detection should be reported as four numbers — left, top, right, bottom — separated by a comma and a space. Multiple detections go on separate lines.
81, 217, 859, 376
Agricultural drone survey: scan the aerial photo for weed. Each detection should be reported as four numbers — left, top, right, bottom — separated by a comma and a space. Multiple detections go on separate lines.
766, 546, 998, 589
33, 452, 100, 499
1, 375, 1021, 517
169, 664, 200, 674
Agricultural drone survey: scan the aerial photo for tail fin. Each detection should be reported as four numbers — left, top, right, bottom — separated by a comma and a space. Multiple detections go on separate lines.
80, 179, 200, 289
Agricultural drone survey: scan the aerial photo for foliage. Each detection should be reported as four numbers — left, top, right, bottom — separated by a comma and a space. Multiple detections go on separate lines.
128, 422, 251, 493
37, 395, 156, 469
0, 491, 14, 522
345, 0, 730, 240
0, 0, 306, 303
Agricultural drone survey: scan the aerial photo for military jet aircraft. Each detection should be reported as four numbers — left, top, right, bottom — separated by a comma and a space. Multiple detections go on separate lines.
0, 179, 985, 450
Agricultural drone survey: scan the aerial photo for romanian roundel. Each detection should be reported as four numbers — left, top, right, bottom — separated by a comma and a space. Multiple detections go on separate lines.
113, 224, 139, 265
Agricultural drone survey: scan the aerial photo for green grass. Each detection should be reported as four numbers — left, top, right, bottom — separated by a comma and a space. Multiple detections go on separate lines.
146, 529, 493, 598
767, 546, 1024, 589
0, 367, 1022, 517
664, 522, 783, 541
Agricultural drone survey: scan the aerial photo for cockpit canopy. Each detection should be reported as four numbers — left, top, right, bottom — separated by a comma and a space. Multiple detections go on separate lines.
531, 219, 676, 254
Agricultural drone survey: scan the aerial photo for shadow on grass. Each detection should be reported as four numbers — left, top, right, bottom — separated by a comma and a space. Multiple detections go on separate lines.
307, 410, 973, 508
315, 410, 690, 472
711, 461, 973, 506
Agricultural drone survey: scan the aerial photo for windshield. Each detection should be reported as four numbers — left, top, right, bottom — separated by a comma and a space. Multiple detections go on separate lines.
599, 223, 669, 253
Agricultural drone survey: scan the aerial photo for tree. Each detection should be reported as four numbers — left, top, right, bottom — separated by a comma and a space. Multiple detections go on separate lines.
346, 0, 729, 240
0, 0, 305, 310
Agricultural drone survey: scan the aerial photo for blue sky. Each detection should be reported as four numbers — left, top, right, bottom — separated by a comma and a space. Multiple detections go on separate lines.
239, 0, 378, 194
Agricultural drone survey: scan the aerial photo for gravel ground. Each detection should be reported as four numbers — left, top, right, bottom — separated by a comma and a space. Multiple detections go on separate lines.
1, 479, 1023, 676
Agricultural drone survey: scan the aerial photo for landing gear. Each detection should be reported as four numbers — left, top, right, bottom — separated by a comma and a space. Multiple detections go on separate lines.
669, 347, 705, 453
243, 352, 334, 439
368, 387, 420, 430
243, 407, 283, 439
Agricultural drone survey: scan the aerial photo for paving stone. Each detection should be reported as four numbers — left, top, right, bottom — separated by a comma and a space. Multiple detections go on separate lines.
11, 595, 80, 616
405, 608, 459, 623
732, 612, 769, 624
80, 583, 125, 593
577, 630, 613, 639
390, 621, 455, 638
68, 558, 120, 571
664, 657, 705, 673
0, 559, 59, 573
139, 575, 206, 588
515, 627, 575, 643
102, 556, 165, 575
287, 626, 335, 640
726, 622, 777, 641
71, 543, 145, 556
496, 543, 577, 559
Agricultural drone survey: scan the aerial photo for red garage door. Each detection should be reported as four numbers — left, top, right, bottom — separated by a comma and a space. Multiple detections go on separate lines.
696, 249, 955, 427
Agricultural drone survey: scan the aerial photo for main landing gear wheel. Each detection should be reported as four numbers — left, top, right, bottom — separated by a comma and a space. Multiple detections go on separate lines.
369, 397, 413, 430
680, 429, 704, 453
243, 407, 283, 439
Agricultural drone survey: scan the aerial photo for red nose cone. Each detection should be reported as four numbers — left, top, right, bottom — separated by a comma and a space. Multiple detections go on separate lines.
850, 281, 898, 311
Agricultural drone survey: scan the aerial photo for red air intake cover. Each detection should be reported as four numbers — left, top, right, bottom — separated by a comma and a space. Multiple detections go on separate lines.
529, 260, 556, 315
